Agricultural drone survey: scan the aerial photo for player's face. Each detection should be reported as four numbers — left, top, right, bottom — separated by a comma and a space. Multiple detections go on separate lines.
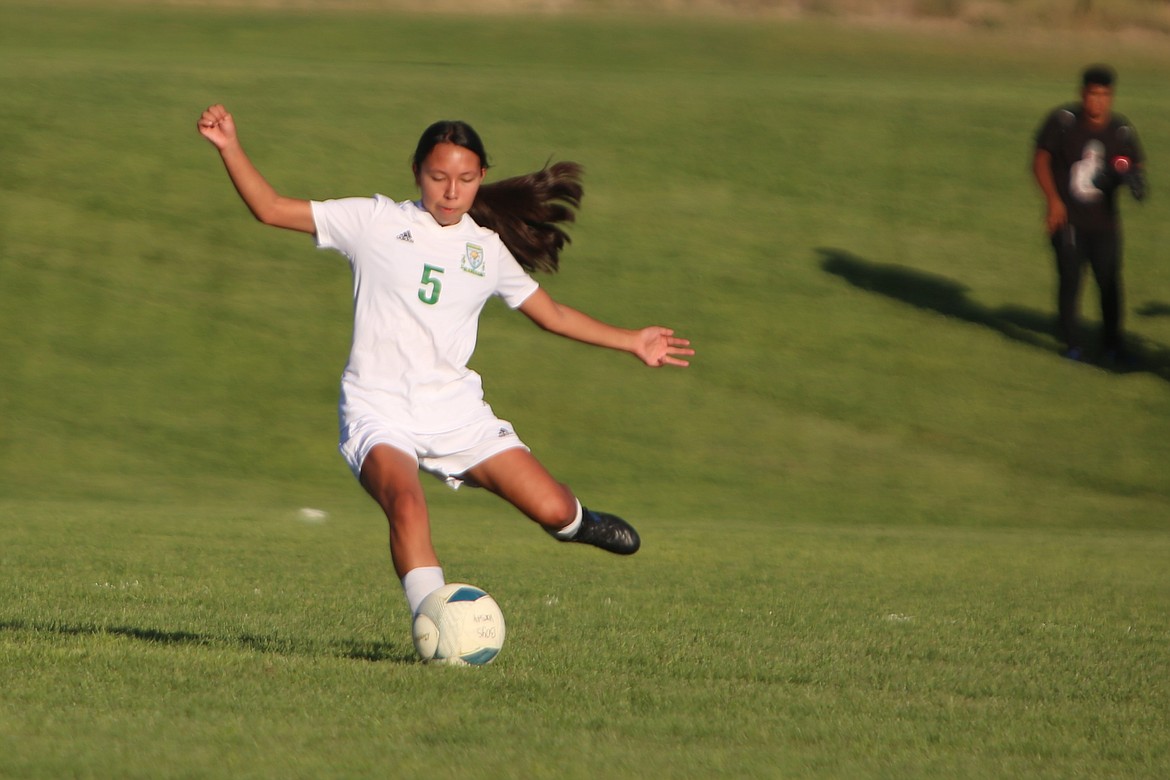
415, 142, 486, 226
1081, 84, 1114, 128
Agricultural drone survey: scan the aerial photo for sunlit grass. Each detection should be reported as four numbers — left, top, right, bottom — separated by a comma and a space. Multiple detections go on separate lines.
2, 4, 1169, 778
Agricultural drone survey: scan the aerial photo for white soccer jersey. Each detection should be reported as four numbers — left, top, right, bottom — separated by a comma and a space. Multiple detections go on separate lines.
311, 196, 539, 434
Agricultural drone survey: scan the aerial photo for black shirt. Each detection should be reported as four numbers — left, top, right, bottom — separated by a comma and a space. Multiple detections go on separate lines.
1034, 103, 1144, 231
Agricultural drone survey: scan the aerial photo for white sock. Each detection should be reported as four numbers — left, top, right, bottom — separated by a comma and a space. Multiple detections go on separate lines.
401, 566, 445, 616
551, 500, 583, 540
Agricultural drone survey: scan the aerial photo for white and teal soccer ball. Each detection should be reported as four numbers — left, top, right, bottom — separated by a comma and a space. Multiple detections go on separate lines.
412, 583, 506, 666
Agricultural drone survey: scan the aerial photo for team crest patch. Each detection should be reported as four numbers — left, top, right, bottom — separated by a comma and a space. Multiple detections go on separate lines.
462, 243, 485, 276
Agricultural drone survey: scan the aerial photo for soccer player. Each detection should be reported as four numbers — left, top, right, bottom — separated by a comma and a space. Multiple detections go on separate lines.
1032, 64, 1146, 365
197, 105, 694, 618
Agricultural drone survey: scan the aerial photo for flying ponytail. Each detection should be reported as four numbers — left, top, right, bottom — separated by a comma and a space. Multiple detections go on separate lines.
470, 161, 583, 273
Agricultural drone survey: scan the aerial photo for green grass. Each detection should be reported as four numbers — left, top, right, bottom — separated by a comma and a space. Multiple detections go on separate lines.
2, 3, 1169, 778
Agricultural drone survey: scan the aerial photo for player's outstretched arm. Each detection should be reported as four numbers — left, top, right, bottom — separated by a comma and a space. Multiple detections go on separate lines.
197, 104, 315, 234
518, 288, 693, 368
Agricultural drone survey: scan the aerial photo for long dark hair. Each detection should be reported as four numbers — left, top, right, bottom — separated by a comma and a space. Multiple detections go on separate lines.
412, 121, 583, 273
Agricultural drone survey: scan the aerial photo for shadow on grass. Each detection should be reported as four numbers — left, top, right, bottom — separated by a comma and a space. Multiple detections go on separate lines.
1136, 301, 1170, 318
817, 247, 1170, 382
0, 618, 417, 664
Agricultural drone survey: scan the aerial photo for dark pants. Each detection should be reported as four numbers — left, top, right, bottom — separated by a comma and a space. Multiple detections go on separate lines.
1051, 225, 1123, 353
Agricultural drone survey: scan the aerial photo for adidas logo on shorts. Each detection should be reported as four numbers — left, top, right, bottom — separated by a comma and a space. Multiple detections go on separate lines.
396, 230, 414, 243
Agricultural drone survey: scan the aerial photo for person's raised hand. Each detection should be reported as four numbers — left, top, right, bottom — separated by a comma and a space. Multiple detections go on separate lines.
197, 104, 238, 151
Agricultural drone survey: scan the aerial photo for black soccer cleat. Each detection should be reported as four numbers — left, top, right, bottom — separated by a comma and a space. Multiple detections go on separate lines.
571, 507, 641, 555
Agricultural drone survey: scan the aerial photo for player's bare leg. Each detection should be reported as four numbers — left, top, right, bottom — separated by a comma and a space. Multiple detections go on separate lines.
464, 448, 640, 555
359, 444, 440, 578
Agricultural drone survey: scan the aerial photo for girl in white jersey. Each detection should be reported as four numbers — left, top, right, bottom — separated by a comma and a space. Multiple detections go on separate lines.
197, 105, 694, 619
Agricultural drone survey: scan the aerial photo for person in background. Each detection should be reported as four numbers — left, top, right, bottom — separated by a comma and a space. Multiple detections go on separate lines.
1032, 64, 1146, 365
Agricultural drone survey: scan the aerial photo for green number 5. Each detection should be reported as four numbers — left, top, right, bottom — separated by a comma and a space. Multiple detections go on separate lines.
418, 264, 444, 305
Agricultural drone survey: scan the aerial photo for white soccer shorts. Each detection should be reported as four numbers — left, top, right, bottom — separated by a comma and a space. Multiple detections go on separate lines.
339, 408, 529, 489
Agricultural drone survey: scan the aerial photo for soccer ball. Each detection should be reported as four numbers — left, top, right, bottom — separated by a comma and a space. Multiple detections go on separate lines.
412, 583, 506, 666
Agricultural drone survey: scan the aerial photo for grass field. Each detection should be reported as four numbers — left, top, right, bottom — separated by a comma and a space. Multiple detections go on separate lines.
2, 2, 1169, 778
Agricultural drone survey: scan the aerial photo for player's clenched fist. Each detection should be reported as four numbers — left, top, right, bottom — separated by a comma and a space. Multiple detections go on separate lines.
197, 104, 238, 150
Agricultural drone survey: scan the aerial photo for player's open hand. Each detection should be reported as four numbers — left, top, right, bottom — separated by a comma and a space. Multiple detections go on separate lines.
635, 327, 693, 368
197, 104, 238, 150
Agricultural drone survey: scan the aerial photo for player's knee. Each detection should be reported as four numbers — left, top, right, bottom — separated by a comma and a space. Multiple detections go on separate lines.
362, 475, 427, 527
381, 489, 427, 526
530, 484, 577, 528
